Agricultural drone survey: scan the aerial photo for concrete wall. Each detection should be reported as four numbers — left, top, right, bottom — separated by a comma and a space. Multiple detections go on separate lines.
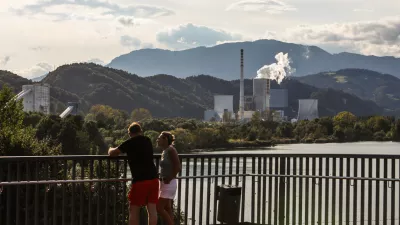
253, 78, 270, 111
22, 84, 50, 115
270, 89, 288, 108
297, 99, 319, 121
214, 95, 234, 114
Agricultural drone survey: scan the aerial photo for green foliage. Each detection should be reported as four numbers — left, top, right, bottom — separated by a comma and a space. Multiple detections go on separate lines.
171, 128, 194, 152
144, 130, 160, 149
4, 96, 400, 156
334, 111, 357, 128
86, 104, 128, 130
131, 108, 152, 121
0, 85, 60, 156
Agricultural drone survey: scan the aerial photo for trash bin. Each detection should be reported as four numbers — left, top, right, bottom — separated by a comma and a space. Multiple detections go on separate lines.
217, 185, 242, 224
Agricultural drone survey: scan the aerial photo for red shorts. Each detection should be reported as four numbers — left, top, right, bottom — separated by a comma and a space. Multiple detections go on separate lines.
128, 178, 160, 206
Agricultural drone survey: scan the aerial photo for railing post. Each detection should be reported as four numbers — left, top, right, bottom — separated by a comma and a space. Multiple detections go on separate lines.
278, 156, 286, 225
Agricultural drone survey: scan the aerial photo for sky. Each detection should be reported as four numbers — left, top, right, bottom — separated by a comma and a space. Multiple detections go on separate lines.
1, 0, 400, 78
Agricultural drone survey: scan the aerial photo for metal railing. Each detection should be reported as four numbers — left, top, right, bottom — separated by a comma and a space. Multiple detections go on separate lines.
1, 153, 400, 225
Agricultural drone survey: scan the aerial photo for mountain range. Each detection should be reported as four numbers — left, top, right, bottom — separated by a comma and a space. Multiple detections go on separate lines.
107, 39, 400, 80
1, 64, 388, 119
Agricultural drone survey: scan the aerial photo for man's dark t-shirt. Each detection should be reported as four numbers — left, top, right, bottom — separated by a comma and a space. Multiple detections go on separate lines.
118, 135, 158, 183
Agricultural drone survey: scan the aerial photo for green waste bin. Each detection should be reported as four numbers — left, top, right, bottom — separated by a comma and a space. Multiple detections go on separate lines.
217, 185, 242, 224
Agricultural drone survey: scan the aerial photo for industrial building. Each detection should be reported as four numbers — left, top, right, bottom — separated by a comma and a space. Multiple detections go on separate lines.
203, 49, 289, 122
203, 49, 318, 123
17, 83, 51, 115
253, 78, 271, 112
60, 102, 79, 118
204, 95, 235, 122
297, 99, 319, 121
12, 83, 79, 118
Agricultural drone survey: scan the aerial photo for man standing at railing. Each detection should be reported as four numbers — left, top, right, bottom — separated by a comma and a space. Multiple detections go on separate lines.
108, 122, 159, 225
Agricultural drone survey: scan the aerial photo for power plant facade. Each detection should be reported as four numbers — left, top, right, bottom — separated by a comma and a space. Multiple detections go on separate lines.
203, 49, 289, 122
11, 83, 79, 118
20, 84, 50, 115
202, 49, 319, 123
214, 95, 234, 115
253, 78, 271, 112
297, 99, 319, 121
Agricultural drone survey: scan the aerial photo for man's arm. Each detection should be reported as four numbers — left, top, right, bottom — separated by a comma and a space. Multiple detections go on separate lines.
108, 147, 122, 157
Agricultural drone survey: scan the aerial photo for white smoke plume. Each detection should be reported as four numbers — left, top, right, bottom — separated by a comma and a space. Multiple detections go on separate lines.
255, 52, 293, 84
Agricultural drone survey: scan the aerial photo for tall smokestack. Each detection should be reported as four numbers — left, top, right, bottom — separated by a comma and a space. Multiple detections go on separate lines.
239, 49, 244, 119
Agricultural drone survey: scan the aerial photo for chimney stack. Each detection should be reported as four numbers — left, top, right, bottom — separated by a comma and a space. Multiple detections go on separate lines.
239, 49, 244, 120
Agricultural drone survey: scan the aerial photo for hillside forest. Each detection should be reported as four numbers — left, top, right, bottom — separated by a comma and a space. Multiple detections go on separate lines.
1, 85, 400, 157
1, 64, 397, 120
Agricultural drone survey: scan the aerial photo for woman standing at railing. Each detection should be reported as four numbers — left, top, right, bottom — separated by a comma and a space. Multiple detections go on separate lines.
156, 131, 181, 225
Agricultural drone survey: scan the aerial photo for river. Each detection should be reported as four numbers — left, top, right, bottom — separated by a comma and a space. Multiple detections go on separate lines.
174, 142, 400, 225
202, 141, 400, 155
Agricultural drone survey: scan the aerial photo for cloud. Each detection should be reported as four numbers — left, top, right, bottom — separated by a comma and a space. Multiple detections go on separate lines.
120, 35, 142, 47
17, 63, 53, 78
117, 16, 154, 27
274, 16, 400, 57
0, 56, 11, 66
141, 43, 154, 49
156, 23, 242, 49
14, 0, 174, 21
30, 46, 50, 51
226, 0, 296, 14
87, 58, 105, 65
353, 9, 374, 13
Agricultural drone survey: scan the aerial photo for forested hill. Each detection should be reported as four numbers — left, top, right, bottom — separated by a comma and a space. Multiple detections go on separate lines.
1, 64, 385, 118
297, 69, 400, 114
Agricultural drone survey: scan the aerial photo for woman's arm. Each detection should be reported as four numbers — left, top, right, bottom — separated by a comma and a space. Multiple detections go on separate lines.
170, 147, 181, 179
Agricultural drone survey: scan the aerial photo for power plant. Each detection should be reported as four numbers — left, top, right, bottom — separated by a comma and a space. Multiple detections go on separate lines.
11, 83, 79, 118
204, 49, 317, 122
253, 78, 271, 112
297, 99, 319, 121
19, 83, 50, 115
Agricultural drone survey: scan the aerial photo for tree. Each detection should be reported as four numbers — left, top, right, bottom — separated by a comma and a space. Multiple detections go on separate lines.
86, 104, 128, 129
131, 108, 152, 122
366, 116, 391, 133
251, 111, 261, 125
333, 111, 357, 128
0, 85, 24, 131
0, 85, 60, 156
171, 128, 194, 152
144, 130, 160, 149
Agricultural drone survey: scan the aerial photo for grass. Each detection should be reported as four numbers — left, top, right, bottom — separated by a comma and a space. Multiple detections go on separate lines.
334, 75, 348, 83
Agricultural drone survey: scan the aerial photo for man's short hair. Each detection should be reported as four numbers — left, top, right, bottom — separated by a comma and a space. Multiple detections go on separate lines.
128, 122, 142, 134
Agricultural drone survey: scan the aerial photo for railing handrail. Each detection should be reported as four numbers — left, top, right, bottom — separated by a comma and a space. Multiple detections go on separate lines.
2, 173, 400, 186
2, 153, 400, 161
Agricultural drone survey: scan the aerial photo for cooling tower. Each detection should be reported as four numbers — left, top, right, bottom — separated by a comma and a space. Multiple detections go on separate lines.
297, 99, 319, 121
21, 83, 50, 115
253, 78, 270, 112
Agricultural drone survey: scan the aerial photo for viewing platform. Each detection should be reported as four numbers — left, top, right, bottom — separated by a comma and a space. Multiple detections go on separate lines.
1, 153, 400, 225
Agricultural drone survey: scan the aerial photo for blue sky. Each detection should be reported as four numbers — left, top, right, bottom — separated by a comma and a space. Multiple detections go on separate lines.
1, 0, 399, 78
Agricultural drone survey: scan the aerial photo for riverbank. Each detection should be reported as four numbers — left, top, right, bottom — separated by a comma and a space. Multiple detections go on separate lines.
189, 137, 399, 153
